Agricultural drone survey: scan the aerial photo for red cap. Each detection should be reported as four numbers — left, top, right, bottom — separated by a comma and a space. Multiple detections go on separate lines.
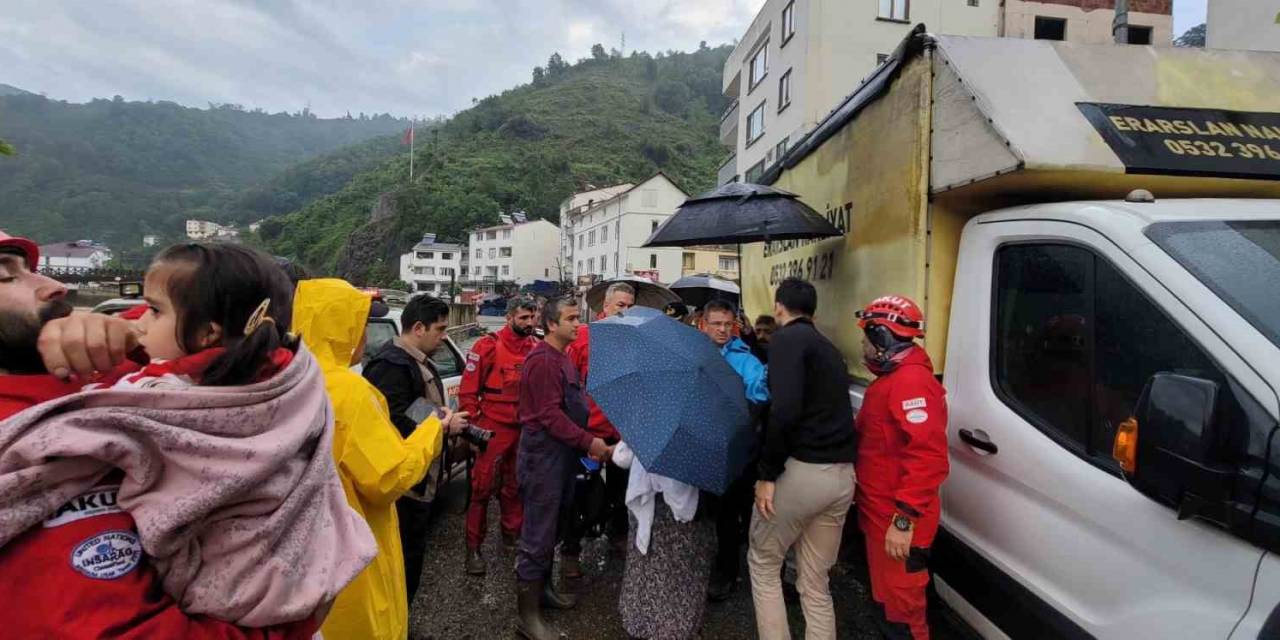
0, 230, 39, 269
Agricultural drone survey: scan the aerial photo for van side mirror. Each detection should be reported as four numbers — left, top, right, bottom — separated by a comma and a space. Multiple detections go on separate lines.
1118, 373, 1237, 525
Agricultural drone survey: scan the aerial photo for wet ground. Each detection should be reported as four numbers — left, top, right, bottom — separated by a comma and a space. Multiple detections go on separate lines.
407, 475, 972, 640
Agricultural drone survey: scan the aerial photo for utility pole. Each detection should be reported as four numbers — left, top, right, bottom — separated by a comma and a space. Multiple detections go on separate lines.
409, 119, 415, 182
1113, 0, 1131, 44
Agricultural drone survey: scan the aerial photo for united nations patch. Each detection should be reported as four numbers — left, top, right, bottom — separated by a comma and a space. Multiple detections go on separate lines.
70, 530, 142, 580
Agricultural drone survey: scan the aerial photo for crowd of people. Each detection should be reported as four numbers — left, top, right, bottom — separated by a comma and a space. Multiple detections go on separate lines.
0, 229, 951, 640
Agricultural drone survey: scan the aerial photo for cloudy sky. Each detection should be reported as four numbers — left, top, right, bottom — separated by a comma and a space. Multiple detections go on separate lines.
0, 0, 1205, 120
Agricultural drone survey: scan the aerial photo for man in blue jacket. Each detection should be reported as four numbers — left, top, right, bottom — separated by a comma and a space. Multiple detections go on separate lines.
699, 299, 769, 601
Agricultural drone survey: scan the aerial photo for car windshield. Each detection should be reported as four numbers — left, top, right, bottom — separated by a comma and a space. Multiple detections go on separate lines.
363, 319, 399, 363
1147, 220, 1280, 349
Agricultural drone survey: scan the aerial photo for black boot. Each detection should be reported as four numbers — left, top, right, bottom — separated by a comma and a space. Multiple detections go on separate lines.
516, 580, 562, 640
465, 548, 486, 576
541, 580, 577, 609
560, 553, 582, 581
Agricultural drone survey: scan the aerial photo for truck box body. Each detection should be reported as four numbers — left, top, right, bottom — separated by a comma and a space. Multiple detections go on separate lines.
742, 30, 1280, 379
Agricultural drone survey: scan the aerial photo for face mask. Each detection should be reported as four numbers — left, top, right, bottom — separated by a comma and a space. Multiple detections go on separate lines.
863, 324, 915, 376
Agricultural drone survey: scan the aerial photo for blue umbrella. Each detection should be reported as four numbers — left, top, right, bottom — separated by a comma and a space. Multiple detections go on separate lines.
586, 306, 753, 495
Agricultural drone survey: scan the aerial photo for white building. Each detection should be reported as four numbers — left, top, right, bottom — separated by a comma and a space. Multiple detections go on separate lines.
559, 173, 691, 285
142, 235, 158, 247
398, 233, 464, 296
185, 219, 237, 240
1208, 0, 1280, 52
720, 0, 1171, 185
37, 240, 112, 270
466, 217, 560, 290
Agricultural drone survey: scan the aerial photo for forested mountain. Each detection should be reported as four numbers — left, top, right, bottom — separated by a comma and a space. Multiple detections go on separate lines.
262, 43, 732, 283
0, 93, 406, 247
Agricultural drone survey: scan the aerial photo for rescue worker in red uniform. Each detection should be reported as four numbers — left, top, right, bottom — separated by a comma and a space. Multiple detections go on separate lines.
854, 295, 950, 640
0, 230, 313, 638
459, 296, 540, 575
562, 281, 634, 579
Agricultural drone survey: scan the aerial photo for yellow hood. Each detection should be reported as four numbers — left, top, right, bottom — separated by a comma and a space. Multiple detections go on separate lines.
293, 278, 371, 370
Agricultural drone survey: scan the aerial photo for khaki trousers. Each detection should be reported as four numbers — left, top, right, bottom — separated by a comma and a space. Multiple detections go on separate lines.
748, 458, 855, 640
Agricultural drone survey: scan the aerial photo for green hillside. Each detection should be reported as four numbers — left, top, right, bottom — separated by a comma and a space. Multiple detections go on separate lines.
0, 94, 406, 247
263, 44, 732, 283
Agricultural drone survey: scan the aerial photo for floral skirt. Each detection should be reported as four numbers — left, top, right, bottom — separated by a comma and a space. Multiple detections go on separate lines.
618, 498, 715, 640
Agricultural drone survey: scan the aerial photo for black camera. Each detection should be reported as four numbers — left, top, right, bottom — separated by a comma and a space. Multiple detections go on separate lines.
459, 424, 495, 451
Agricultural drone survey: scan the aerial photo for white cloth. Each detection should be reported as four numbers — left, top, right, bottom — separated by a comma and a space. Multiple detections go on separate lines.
612, 441, 700, 555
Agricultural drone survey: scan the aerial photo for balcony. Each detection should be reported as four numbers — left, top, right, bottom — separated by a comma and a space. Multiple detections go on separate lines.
717, 153, 739, 187
720, 99, 739, 147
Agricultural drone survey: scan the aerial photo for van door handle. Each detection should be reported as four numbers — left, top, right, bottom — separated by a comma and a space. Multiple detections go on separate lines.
959, 429, 999, 455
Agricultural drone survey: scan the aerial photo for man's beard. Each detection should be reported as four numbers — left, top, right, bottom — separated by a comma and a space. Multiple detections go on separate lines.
0, 299, 74, 374
510, 323, 534, 337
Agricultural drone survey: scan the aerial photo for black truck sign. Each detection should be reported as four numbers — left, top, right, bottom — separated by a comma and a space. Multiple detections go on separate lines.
1077, 103, 1280, 181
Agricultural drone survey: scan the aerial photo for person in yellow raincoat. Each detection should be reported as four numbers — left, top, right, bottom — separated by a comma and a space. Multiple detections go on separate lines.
293, 278, 460, 640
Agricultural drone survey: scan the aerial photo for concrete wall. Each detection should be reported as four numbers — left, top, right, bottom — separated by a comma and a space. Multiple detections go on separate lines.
1004, 0, 1173, 44
1208, 0, 1280, 52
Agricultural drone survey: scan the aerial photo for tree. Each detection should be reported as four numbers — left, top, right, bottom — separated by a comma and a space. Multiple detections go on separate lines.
532, 66, 546, 84
591, 43, 608, 61
0, 139, 13, 156
547, 52, 568, 75
1174, 23, 1206, 47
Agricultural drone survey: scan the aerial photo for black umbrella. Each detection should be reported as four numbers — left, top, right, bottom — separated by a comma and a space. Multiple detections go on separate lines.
670, 274, 740, 309
642, 182, 843, 248
584, 275, 681, 312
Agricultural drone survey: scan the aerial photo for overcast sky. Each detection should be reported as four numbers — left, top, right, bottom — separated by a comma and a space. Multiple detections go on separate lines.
0, 0, 1205, 120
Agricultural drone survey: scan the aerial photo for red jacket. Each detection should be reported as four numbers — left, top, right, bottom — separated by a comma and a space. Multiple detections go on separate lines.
566, 323, 620, 441
854, 348, 950, 547
0, 374, 315, 639
459, 326, 537, 430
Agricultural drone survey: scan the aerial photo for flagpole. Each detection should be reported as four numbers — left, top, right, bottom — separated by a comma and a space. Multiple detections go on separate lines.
409, 121, 415, 182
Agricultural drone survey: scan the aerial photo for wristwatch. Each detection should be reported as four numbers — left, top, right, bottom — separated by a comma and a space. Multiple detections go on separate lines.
892, 513, 914, 532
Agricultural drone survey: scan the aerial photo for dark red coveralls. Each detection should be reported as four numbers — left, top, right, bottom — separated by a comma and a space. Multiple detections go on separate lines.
459, 325, 536, 550
0, 374, 315, 639
854, 347, 950, 640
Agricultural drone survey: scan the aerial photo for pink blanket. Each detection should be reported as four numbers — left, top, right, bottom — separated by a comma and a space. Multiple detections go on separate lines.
0, 345, 376, 627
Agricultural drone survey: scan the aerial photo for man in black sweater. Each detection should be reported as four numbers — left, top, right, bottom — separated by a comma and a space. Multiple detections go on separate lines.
747, 278, 857, 640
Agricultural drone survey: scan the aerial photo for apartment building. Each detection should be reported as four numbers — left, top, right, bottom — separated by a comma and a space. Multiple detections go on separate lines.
1208, 0, 1280, 52
681, 245, 741, 281
398, 233, 464, 296
1004, 0, 1172, 45
185, 219, 237, 240
466, 217, 560, 291
720, 0, 1172, 185
559, 173, 694, 285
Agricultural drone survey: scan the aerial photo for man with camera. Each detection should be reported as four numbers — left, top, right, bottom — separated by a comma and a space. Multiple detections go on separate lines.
458, 296, 540, 576
363, 294, 470, 601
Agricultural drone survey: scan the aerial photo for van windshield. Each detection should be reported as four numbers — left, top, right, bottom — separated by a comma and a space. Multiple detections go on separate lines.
1147, 220, 1280, 349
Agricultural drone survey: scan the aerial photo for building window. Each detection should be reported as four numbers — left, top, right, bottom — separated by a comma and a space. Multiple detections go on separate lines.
503, 229, 511, 239
601, 225, 608, 243
423, 266, 435, 276
778, 69, 792, 112
641, 189, 658, 208
441, 252, 453, 260
749, 42, 768, 90
781, 2, 796, 45
746, 102, 766, 145
878, 0, 908, 21
545, 268, 550, 277
588, 258, 595, 273
745, 159, 767, 184
683, 252, 695, 270
967, 0, 978, 6
422, 282, 436, 292
775, 136, 789, 161
579, 235, 584, 250
651, 220, 660, 233
488, 248, 496, 259
578, 260, 583, 273
1127, 25, 1153, 45
501, 265, 510, 276
876, 53, 889, 66
416, 251, 431, 259
475, 249, 482, 259
649, 254, 658, 269
719, 256, 739, 271
486, 230, 497, 240
500, 247, 512, 257
614, 253, 619, 272
472, 233, 479, 241
1034, 16, 1067, 41
589, 230, 596, 246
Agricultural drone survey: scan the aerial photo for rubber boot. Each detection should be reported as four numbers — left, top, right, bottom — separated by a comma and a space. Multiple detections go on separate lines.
465, 548, 486, 576
541, 580, 577, 610
516, 580, 562, 640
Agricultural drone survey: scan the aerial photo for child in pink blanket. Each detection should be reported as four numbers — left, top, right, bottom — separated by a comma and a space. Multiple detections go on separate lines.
0, 243, 380, 627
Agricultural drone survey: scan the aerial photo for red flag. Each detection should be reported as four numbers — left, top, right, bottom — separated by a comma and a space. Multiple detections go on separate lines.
402, 127, 414, 145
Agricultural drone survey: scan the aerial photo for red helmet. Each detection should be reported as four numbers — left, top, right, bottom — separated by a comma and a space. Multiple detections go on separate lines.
0, 229, 39, 269
856, 295, 925, 339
